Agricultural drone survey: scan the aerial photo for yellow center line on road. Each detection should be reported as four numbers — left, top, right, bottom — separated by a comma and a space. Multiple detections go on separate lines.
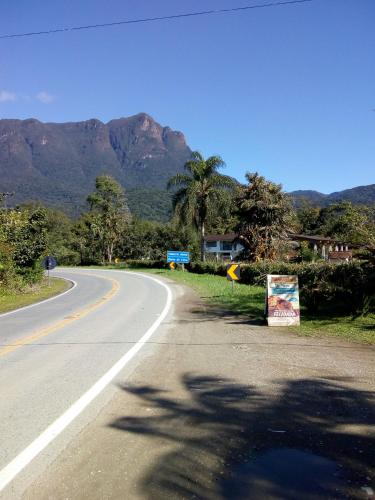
0, 275, 120, 359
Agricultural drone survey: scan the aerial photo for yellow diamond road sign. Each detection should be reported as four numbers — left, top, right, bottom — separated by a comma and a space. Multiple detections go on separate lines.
227, 264, 240, 281
169, 262, 176, 270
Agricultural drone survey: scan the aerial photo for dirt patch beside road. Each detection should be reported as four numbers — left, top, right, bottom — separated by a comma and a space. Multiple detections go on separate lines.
24, 278, 375, 500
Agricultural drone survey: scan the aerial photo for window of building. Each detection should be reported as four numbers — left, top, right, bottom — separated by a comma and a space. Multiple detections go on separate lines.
206, 241, 217, 249
220, 241, 232, 251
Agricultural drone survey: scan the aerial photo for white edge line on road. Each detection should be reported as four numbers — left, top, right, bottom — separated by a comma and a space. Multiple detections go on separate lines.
0, 270, 172, 493
0, 278, 77, 319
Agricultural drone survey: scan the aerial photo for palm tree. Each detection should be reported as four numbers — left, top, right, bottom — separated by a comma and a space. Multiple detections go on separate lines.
167, 151, 236, 261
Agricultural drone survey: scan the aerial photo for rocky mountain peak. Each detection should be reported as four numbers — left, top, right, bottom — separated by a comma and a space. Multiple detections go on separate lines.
0, 112, 192, 213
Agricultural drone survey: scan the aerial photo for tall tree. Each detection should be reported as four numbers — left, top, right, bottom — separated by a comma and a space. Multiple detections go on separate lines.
167, 151, 236, 260
87, 175, 130, 263
235, 172, 293, 261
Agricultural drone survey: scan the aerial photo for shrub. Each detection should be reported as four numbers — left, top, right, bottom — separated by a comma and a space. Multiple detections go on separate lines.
187, 260, 374, 315
0, 241, 23, 292
0, 207, 48, 293
188, 261, 227, 276
16, 264, 44, 287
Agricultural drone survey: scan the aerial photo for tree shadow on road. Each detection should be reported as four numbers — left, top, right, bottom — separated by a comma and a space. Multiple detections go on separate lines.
110, 374, 375, 499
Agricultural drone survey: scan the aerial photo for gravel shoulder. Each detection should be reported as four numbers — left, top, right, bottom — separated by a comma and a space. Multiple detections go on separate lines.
24, 276, 375, 500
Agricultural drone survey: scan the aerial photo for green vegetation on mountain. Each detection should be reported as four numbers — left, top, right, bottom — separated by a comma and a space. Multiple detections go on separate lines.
0, 113, 191, 215
126, 188, 172, 222
290, 184, 375, 207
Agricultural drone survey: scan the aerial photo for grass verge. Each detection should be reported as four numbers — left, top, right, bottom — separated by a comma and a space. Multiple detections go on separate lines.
121, 267, 375, 345
290, 314, 375, 344
0, 278, 71, 314
145, 268, 265, 319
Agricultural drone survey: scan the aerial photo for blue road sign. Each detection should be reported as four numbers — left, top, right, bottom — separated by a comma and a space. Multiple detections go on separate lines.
167, 251, 190, 264
41, 256, 57, 270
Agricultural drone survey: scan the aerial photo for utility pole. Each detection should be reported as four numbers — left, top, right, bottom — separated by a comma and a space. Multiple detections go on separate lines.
0, 192, 14, 210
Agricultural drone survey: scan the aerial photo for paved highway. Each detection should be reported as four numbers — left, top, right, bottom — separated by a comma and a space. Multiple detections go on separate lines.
0, 268, 172, 499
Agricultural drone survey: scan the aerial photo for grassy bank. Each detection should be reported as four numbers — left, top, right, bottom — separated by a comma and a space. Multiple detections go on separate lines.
0, 278, 71, 314
121, 267, 375, 345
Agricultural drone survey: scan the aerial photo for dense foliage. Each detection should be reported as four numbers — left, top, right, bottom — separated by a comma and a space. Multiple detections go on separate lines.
126, 188, 173, 222
119, 218, 198, 261
234, 173, 294, 261
0, 206, 47, 291
297, 202, 375, 245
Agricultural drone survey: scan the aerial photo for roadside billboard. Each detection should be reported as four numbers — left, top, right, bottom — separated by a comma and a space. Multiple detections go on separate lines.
266, 275, 300, 326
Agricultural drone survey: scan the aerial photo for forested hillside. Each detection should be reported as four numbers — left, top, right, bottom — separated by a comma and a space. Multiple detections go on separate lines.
290, 185, 375, 207
0, 113, 191, 220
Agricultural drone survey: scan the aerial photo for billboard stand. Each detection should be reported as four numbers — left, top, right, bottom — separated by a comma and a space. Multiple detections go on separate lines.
266, 275, 300, 326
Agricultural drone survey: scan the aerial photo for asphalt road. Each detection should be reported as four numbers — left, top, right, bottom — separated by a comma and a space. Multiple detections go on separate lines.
0, 268, 172, 499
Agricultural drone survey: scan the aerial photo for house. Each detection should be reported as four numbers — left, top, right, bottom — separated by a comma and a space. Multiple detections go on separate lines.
204, 233, 244, 261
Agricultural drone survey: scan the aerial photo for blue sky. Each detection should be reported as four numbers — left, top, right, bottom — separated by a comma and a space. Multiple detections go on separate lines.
0, 0, 374, 193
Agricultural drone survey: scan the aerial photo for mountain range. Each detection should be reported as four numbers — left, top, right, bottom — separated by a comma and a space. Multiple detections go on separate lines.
0, 113, 373, 220
289, 185, 375, 207
0, 113, 191, 219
